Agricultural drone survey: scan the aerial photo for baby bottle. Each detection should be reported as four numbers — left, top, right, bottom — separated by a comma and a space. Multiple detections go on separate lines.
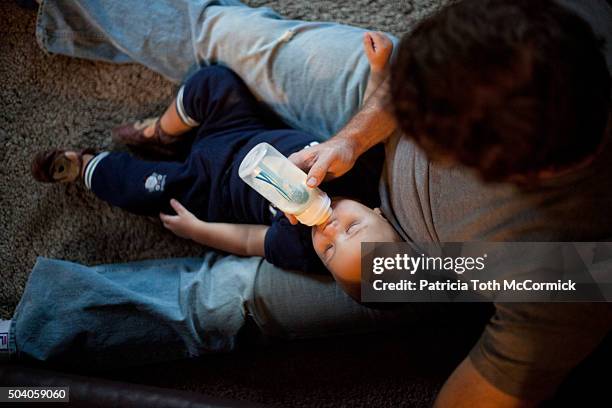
239, 143, 332, 226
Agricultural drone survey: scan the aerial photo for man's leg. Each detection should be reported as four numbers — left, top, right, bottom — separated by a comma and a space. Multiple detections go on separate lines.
247, 260, 465, 341
37, 0, 397, 139
7, 256, 452, 366
36, 0, 244, 83
7, 255, 261, 366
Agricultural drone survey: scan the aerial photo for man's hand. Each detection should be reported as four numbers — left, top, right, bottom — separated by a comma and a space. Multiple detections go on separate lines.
289, 137, 360, 188
363, 31, 393, 74
284, 138, 360, 225
160, 198, 199, 239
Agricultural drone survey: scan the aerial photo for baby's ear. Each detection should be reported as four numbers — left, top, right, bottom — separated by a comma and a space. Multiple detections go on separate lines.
373, 207, 383, 216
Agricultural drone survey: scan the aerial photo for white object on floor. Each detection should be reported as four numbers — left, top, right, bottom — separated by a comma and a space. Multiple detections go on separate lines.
0, 319, 11, 352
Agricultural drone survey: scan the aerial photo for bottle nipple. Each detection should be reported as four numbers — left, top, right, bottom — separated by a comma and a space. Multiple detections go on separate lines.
295, 193, 332, 226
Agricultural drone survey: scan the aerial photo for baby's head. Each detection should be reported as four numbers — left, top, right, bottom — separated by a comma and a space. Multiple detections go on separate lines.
311, 198, 401, 300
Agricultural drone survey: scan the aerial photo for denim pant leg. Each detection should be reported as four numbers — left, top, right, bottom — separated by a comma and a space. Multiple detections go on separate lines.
36, 0, 244, 82
12, 257, 434, 366
37, 0, 398, 139
249, 261, 450, 340
11, 255, 261, 367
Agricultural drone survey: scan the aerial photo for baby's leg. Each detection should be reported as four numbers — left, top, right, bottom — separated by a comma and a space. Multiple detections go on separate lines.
140, 99, 193, 139
111, 97, 195, 154
113, 65, 261, 152
84, 152, 209, 218
32, 148, 209, 218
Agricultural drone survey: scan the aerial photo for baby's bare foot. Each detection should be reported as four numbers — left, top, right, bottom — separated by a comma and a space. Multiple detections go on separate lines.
363, 31, 393, 73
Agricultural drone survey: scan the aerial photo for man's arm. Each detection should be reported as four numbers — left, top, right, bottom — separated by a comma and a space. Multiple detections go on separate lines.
160, 199, 268, 257
339, 75, 398, 157
289, 77, 397, 187
434, 357, 536, 408
438, 302, 612, 407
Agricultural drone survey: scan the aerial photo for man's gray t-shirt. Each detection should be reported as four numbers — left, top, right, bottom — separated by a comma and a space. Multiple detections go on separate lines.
382, 132, 612, 243
379, 0, 612, 399
382, 0, 612, 244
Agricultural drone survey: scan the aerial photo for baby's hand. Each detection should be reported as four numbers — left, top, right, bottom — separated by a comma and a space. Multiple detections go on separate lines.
160, 199, 199, 239
363, 31, 393, 73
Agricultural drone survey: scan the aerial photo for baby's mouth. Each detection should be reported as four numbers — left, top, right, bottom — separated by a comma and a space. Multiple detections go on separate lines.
317, 219, 329, 232
316, 216, 333, 233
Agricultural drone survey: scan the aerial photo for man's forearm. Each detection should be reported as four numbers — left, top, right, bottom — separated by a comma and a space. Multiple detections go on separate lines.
189, 221, 268, 257
434, 358, 535, 408
336, 77, 398, 155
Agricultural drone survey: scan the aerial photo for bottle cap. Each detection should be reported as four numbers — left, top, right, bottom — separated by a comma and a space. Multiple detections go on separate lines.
296, 193, 332, 226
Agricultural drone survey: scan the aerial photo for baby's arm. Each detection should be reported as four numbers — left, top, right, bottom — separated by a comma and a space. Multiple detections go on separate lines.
160, 199, 267, 257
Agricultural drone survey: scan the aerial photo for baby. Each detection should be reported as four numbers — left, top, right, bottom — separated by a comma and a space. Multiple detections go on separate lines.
31, 32, 399, 299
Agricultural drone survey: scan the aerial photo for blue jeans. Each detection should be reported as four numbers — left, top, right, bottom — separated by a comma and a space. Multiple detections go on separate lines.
13, 256, 431, 366
12, 0, 422, 365
37, 0, 398, 139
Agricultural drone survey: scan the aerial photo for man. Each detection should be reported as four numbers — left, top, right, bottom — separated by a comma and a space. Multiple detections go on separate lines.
291, 1, 612, 406
12, 0, 612, 406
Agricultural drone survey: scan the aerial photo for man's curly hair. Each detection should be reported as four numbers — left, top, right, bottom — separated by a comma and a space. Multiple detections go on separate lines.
391, 0, 611, 182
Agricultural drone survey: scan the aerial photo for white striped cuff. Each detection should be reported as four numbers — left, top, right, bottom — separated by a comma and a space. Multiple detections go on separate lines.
176, 86, 200, 127
83, 151, 110, 190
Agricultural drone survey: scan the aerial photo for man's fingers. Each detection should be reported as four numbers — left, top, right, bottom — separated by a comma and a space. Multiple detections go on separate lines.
290, 149, 324, 186
364, 32, 373, 48
289, 213, 300, 225
364, 32, 375, 56
289, 149, 316, 172
368, 32, 392, 55
291, 140, 352, 186
372, 31, 392, 52
306, 156, 333, 187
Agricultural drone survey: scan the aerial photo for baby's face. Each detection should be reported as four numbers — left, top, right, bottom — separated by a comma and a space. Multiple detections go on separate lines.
311, 198, 400, 297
